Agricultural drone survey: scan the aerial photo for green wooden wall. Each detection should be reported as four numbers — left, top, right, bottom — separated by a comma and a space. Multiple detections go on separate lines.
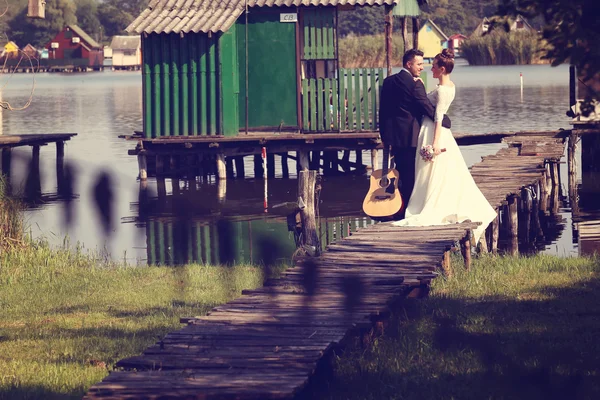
141, 32, 239, 138
237, 9, 298, 129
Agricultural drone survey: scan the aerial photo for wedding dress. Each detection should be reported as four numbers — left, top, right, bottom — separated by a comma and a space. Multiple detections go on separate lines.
393, 84, 497, 243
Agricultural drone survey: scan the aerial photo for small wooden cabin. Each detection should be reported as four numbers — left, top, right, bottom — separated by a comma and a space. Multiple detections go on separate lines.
127, 0, 424, 138
110, 36, 142, 70
418, 19, 448, 60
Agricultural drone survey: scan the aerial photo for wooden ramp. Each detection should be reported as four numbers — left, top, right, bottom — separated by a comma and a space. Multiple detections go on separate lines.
86, 132, 568, 399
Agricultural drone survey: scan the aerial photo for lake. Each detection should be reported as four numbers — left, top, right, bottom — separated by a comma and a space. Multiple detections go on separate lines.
0, 62, 587, 264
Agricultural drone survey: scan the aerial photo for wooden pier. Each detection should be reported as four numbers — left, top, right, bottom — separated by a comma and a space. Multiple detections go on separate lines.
86, 132, 568, 399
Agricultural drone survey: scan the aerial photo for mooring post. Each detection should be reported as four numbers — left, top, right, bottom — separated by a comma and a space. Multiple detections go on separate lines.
521, 187, 533, 247
1, 147, 11, 176
370, 149, 378, 172
441, 250, 452, 277
298, 170, 320, 255
298, 150, 310, 172
507, 195, 519, 256
460, 231, 472, 271
234, 156, 245, 179
137, 152, 148, 181
216, 153, 226, 180
567, 132, 579, 214
491, 213, 499, 254
539, 167, 549, 214
254, 154, 264, 178
156, 155, 167, 198
355, 149, 363, 170
225, 156, 234, 178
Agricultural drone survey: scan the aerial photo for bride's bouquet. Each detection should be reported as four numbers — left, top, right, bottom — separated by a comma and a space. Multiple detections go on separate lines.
420, 145, 446, 162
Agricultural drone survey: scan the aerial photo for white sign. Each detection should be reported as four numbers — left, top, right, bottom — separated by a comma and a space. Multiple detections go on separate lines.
280, 13, 297, 23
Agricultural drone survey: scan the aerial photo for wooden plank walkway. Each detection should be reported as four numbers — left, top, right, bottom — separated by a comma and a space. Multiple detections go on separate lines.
0, 133, 77, 148
86, 133, 567, 400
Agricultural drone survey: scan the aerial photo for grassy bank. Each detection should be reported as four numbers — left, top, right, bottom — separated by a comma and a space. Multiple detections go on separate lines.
0, 176, 23, 250
0, 242, 280, 399
303, 254, 600, 399
461, 31, 547, 65
339, 34, 405, 68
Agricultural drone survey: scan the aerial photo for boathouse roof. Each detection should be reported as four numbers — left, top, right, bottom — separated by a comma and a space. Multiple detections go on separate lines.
110, 35, 141, 51
126, 0, 405, 35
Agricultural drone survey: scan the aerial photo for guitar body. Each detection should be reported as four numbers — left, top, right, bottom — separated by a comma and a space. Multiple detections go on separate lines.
362, 168, 404, 219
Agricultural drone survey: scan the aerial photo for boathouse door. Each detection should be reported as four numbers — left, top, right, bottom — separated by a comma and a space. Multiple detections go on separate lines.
237, 9, 298, 131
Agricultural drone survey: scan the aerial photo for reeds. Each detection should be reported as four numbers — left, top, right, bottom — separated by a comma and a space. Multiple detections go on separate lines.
461, 31, 546, 65
0, 175, 23, 250
339, 33, 405, 68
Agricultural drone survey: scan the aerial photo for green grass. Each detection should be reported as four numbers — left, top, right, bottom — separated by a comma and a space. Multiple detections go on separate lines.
0, 242, 282, 399
0, 175, 23, 250
303, 254, 600, 400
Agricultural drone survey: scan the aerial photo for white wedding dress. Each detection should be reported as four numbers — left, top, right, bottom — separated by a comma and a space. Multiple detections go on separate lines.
393, 85, 497, 243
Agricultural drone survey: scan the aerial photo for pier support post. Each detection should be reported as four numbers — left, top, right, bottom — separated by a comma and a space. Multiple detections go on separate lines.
298, 150, 309, 172
460, 231, 472, 271
567, 133, 579, 214
137, 153, 148, 181
281, 153, 289, 178
254, 154, 264, 178
441, 250, 452, 277
479, 234, 489, 254
1, 147, 12, 179
370, 149, 378, 172
234, 156, 245, 179
156, 155, 167, 199
225, 157, 234, 178
216, 153, 226, 180
355, 150, 363, 171
491, 213, 499, 254
539, 167, 549, 214
298, 170, 320, 255
267, 153, 275, 179
507, 195, 519, 256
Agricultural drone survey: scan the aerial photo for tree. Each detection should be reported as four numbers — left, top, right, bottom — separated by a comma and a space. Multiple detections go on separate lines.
75, 0, 101, 42
9, 0, 77, 48
499, 0, 599, 114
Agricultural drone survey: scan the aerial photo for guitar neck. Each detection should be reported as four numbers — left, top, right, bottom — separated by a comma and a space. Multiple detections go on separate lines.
382, 146, 390, 175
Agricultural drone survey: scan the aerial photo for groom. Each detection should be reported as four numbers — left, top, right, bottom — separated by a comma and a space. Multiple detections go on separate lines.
379, 49, 451, 218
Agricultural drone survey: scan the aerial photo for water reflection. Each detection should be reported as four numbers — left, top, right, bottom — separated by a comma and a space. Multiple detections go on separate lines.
2, 65, 598, 262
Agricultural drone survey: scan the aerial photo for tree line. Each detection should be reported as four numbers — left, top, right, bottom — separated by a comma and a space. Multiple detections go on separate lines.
2, 0, 148, 48
2, 0, 502, 49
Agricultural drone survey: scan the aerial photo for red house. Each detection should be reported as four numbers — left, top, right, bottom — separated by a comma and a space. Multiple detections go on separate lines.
45, 25, 103, 69
448, 34, 467, 57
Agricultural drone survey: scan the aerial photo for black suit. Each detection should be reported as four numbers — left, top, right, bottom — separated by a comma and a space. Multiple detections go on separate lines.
379, 70, 451, 214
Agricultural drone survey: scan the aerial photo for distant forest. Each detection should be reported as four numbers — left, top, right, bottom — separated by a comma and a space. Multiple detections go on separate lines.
2, 0, 502, 48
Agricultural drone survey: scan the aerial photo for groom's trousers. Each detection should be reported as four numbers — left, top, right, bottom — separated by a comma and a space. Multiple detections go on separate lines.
391, 147, 416, 219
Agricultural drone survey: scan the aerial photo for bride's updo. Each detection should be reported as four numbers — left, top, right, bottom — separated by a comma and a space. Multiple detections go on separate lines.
434, 48, 455, 73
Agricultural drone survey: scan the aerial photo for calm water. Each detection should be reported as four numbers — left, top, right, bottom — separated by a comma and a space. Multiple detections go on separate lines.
0, 63, 585, 263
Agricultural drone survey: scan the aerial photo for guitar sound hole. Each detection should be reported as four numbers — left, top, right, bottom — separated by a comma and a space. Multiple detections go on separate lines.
378, 179, 389, 188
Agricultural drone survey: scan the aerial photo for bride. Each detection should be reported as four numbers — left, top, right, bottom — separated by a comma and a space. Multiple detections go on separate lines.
393, 49, 497, 244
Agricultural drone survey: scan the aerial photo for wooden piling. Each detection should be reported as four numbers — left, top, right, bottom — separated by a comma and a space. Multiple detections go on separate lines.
298, 150, 309, 172
491, 213, 499, 254
1, 147, 12, 176
298, 170, 320, 255
267, 153, 275, 179
567, 133, 579, 214
539, 167, 549, 213
137, 153, 148, 181
216, 153, 226, 180
508, 195, 519, 255
254, 154, 264, 178
441, 250, 452, 277
225, 156, 234, 178
281, 153, 289, 178
460, 232, 471, 271
234, 156, 245, 179
370, 149, 378, 172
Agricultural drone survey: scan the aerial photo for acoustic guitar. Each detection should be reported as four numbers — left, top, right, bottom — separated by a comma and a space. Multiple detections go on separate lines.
362, 146, 403, 219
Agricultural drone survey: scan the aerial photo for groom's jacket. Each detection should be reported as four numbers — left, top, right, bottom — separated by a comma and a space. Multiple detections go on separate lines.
379, 69, 451, 148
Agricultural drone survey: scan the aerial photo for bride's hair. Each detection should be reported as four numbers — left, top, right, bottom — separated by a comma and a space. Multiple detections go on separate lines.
434, 48, 455, 73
